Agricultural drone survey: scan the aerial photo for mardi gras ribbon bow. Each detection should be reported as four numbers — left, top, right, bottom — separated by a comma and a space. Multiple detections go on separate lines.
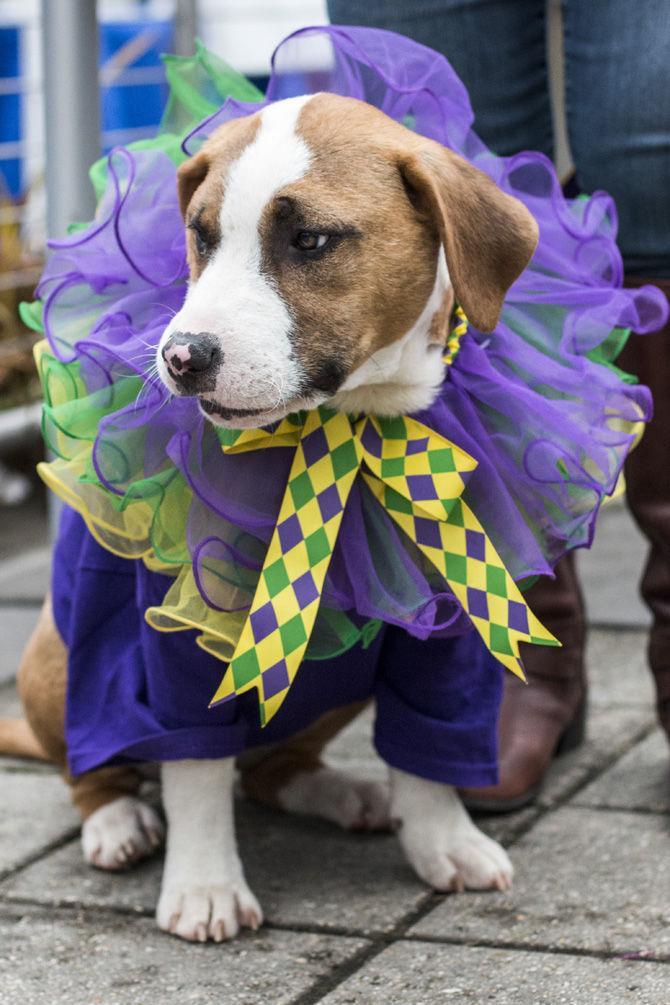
212, 403, 558, 725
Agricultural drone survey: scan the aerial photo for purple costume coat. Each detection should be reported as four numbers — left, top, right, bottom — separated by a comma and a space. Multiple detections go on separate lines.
55, 507, 503, 783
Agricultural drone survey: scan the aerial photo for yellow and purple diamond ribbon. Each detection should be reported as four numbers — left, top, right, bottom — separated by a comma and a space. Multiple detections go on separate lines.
211, 396, 558, 725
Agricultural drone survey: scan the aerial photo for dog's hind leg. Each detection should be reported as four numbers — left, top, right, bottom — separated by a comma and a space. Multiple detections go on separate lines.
239, 701, 391, 831
15, 595, 163, 870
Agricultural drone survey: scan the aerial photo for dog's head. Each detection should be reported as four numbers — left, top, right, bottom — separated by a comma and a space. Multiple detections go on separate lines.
157, 93, 538, 427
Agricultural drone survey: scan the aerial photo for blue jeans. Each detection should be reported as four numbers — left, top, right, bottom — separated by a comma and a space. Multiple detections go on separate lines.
327, 0, 670, 277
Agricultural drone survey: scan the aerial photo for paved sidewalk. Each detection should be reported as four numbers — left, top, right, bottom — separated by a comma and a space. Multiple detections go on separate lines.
0, 501, 668, 1004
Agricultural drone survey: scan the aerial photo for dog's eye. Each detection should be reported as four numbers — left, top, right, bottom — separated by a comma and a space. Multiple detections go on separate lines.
293, 231, 330, 253
188, 222, 210, 258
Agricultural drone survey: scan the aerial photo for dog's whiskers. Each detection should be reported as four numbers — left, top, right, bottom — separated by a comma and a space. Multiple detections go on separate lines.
151, 301, 179, 319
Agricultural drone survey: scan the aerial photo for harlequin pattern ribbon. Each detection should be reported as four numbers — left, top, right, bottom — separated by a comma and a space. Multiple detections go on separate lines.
212, 383, 558, 725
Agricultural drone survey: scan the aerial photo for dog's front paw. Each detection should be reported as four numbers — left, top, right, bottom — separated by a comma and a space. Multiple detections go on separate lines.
82, 796, 164, 871
156, 878, 263, 943
400, 817, 513, 892
390, 769, 513, 893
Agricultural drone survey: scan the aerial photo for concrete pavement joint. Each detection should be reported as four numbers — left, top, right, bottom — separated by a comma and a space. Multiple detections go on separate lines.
568, 802, 670, 817
0, 830, 79, 884
588, 622, 647, 634
276, 862, 670, 1003
0, 599, 43, 610
1, 890, 443, 940
2, 890, 154, 917
286, 886, 459, 1004
288, 939, 389, 1005
0, 763, 56, 775
400, 930, 670, 965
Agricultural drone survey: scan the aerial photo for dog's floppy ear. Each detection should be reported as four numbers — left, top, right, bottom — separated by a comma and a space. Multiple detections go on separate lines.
176, 150, 210, 219
398, 144, 539, 332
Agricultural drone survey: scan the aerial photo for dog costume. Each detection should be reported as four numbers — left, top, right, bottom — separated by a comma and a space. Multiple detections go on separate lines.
29, 27, 667, 780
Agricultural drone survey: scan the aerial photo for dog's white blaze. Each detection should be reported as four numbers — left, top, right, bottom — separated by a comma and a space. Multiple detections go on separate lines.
158, 95, 314, 420
219, 95, 313, 246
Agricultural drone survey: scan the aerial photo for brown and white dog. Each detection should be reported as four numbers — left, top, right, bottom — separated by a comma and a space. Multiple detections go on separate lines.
2, 93, 538, 943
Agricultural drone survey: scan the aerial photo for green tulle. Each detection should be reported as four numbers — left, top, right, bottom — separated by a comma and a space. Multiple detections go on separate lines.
586, 327, 638, 385
86, 42, 263, 205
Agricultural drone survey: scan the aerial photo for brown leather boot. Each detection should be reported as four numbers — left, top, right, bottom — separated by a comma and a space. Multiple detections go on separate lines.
618, 277, 670, 741
461, 553, 587, 812
462, 278, 670, 813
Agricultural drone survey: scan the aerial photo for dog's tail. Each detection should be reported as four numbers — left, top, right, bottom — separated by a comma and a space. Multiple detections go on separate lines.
0, 717, 50, 761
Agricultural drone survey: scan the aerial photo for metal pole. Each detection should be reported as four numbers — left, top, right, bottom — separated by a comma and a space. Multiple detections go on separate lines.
174, 0, 198, 56
41, 0, 101, 238
40, 0, 100, 536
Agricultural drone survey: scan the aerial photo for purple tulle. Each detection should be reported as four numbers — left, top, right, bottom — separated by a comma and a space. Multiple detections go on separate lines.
37, 26, 668, 643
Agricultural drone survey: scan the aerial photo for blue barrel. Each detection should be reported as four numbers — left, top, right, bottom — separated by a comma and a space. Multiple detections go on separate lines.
0, 26, 21, 197
100, 20, 174, 152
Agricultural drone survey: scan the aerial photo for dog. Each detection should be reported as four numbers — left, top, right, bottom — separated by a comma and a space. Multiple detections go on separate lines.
1, 92, 538, 943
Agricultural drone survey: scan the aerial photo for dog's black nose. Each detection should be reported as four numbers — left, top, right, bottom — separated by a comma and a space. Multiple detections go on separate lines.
162, 332, 218, 376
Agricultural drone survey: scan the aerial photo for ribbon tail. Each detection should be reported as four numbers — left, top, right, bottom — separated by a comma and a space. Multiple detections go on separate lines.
210, 410, 362, 725
364, 476, 559, 680
453, 499, 559, 680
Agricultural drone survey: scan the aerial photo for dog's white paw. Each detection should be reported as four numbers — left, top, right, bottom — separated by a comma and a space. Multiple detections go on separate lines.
278, 767, 391, 831
400, 817, 513, 892
158, 758, 261, 942
390, 769, 513, 893
82, 796, 164, 871
156, 879, 263, 942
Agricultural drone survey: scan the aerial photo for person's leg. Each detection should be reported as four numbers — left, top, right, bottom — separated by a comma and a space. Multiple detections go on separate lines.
564, 0, 670, 740
618, 282, 670, 740
563, 0, 670, 279
327, 0, 553, 157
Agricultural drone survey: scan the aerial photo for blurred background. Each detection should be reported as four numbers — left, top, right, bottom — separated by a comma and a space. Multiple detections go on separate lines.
0, 0, 647, 654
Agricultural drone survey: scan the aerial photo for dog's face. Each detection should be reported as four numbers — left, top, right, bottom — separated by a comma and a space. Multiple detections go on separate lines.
157, 93, 538, 427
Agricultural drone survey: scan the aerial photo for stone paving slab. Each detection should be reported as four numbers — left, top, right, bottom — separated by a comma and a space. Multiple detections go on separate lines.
410, 806, 670, 958
0, 680, 24, 718
1, 797, 429, 935
578, 501, 649, 628
587, 628, 653, 710
319, 940, 670, 1005
0, 547, 50, 604
0, 901, 368, 1005
0, 771, 78, 879
0, 682, 57, 773
465, 703, 654, 847
0, 605, 40, 685
0, 489, 49, 565
574, 730, 670, 814
536, 703, 654, 810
